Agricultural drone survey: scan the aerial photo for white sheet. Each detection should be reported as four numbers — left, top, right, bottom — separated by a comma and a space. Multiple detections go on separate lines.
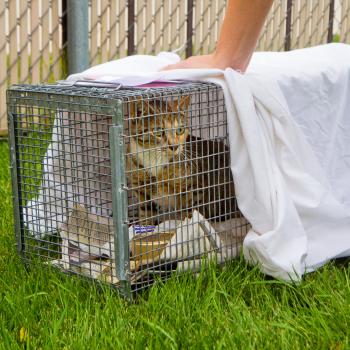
249, 45, 350, 211
27, 44, 350, 281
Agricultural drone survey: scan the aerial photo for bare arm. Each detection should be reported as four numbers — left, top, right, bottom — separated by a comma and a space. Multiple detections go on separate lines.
162, 0, 274, 72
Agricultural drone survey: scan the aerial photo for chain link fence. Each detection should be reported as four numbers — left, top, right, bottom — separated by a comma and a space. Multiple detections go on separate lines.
1, 0, 350, 134
1, 0, 66, 134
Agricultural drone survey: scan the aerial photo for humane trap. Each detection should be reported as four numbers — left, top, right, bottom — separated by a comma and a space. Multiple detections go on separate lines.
7, 82, 249, 298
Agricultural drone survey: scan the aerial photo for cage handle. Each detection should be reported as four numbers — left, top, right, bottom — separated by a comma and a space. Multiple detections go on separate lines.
56, 79, 122, 89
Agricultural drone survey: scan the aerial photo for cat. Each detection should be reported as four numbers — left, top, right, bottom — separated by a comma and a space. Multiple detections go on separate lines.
126, 96, 237, 225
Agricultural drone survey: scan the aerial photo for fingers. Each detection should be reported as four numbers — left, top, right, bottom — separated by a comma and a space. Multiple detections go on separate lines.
160, 64, 177, 71
160, 55, 218, 71
160, 60, 190, 71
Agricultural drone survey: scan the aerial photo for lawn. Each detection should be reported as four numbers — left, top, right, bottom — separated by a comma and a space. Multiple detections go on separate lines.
0, 140, 349, 349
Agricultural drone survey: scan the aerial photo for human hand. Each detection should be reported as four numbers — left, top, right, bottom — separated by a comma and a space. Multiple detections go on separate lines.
162, 54, 219, 71
161, 52, 248, 72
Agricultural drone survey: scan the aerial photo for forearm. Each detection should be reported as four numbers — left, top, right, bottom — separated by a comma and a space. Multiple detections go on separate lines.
213, 0, 274, 71
161, 0, 273, 71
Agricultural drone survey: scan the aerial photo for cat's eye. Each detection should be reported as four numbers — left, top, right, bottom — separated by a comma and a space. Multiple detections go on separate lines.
176, 126, 185, 135
152, 127, 163, 137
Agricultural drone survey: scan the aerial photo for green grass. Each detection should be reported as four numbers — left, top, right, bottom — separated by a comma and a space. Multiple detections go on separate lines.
0, 141, 349, 349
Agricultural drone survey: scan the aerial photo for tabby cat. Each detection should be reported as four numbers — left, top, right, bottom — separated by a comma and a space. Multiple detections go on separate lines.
126, 96, 237, 225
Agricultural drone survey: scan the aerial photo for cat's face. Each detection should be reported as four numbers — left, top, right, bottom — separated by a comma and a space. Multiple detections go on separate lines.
129, 96, 190, 161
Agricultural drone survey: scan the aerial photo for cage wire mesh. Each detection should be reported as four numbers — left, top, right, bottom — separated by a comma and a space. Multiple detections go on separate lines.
8, 82, 250, 296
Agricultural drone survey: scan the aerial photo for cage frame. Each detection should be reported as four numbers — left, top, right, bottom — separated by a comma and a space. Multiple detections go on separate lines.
7, 82, 246, 299
8, 86, 134, 298
8, 109, 24, 257
109, 102, 132, 298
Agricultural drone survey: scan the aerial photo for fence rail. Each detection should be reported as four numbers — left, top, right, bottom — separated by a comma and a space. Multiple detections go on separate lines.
1, 0, 349, 134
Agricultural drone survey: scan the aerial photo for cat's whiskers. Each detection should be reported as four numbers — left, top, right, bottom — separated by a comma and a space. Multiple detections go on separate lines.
182, 148, 198, 172
153, 149, 170, 169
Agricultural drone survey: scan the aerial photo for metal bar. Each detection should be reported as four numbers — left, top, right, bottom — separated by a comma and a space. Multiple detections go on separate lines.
285, 0, 293, 51
110, 102, 131, 299
67, 0, 89, 74
127, 0, 135, 55
186, 0, 194, 57
7, 100, 24, 256
328, 0, 335, 43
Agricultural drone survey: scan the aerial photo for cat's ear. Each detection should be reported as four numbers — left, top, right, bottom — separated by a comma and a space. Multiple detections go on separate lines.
180, 95, 190, 109
129, 98, 140, 119
129, 98, 157, 119
142, 99, 157, 115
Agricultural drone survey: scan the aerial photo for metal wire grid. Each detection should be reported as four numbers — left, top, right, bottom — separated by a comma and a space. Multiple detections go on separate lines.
257, 1, 287, 51
89, 0, 350, 62
8, 86, 118, 284
8, 82, 249, 296
123, 84, 247, 291
289, 0, 332, 48
0, 0, 66, 133
192, 0, 227, 55
2, 0, 350, 136
335, 0, 350, 43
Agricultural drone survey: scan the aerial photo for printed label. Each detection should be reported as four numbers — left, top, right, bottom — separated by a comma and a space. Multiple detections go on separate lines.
133, 225, 156, 234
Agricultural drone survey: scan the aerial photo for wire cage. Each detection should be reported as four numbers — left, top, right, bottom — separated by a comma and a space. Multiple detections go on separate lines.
7, 82, 249, 298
